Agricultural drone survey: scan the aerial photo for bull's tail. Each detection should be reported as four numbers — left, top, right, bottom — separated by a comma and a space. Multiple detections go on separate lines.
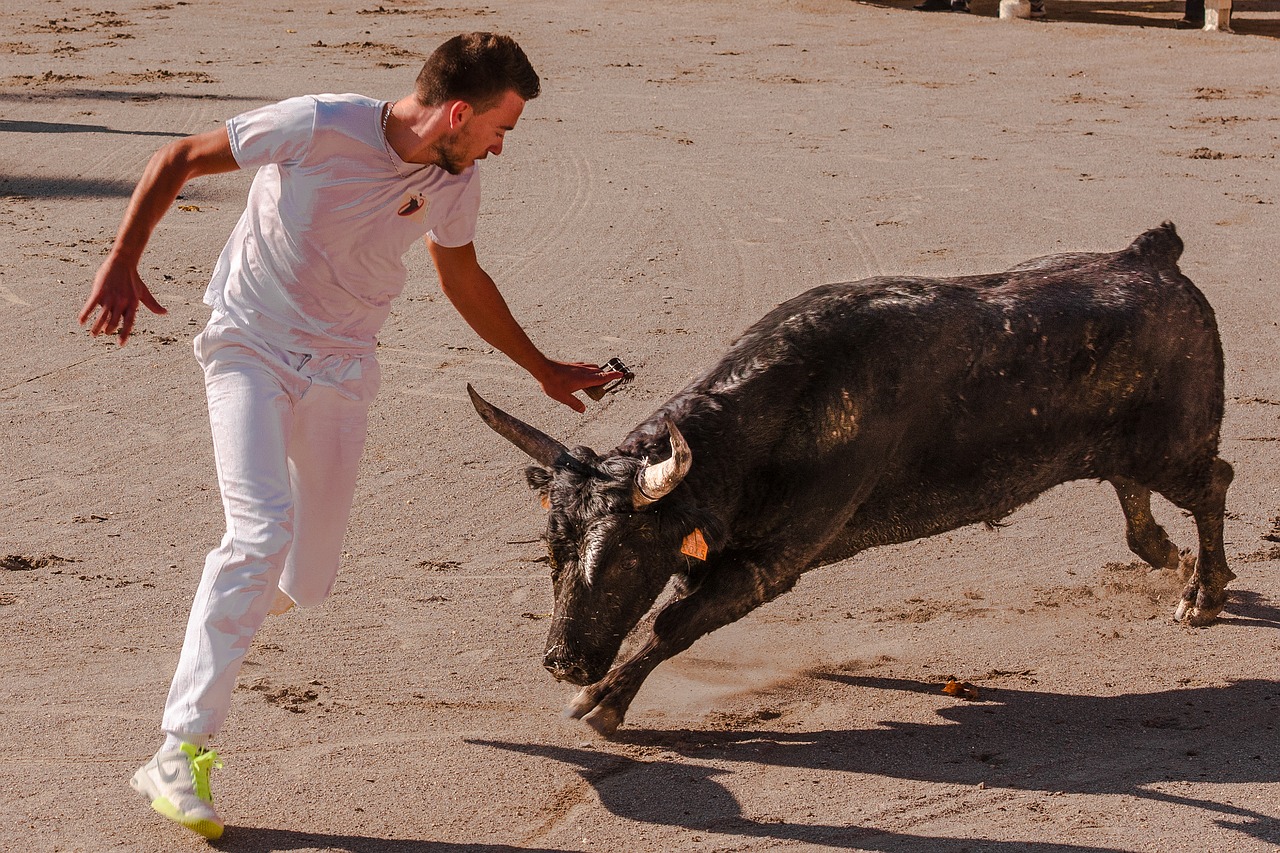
1129, 221, 1184, 267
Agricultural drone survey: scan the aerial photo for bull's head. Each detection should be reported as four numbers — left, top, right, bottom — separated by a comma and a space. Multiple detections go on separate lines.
468, 385, 696, 685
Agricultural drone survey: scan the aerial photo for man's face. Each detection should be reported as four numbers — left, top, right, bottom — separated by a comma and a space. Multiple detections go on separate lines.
435, 89, 526, 175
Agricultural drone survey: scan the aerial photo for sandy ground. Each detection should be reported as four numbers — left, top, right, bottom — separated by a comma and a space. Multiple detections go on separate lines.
2, 0, 1279, 851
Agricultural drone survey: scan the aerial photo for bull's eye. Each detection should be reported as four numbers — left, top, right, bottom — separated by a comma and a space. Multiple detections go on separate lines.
545, 542, 565, 580
546, 532, 577, 581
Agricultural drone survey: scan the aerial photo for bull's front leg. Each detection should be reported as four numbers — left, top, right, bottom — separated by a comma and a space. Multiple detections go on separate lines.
567, 553, 801, 737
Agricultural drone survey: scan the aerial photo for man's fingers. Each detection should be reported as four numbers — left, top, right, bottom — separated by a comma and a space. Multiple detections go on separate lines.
82, 263, 163, 341
77, 297, 97, 326
540, 361, 631, 413
97, 311, 120, 338
589, 370, 624, 387
136, 281, 168, 316
83, 294, 151, 343
118, 308, 137, 344
89, 308, 110, 337
86, 301, 129, 340
551, 389, 586, 413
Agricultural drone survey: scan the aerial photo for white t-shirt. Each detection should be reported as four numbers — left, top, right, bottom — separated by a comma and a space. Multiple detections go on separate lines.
204, 93, 481, 354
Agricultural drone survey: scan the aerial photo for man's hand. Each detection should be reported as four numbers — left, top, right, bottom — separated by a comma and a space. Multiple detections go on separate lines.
79, 257, 167, 345
78, 127, 238, 346
429, 240, 623, 413
537, 360, 625, 413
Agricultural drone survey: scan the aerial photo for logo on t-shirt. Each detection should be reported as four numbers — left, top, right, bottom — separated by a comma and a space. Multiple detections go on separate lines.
397, 192, 428, 219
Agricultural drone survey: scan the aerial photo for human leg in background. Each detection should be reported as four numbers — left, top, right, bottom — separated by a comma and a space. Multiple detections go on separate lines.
1178, 0, 1205, 26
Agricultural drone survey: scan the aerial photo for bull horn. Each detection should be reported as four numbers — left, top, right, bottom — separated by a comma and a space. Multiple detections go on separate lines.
633, 418, 692, 508
467, 384, 568, 467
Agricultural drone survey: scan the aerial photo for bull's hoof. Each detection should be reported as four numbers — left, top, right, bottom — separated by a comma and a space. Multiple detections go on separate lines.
1173, 582, 1227, 626
565, 686, 598, 720
564, 686, 624, 738
581, 705, 624, 738
1173, 598, 1224, 626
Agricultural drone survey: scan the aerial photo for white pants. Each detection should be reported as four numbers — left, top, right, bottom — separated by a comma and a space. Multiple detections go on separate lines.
161, 315, 380, 741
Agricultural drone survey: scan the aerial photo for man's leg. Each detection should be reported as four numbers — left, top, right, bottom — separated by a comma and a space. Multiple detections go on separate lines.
162, 344, 302, 739
276, 353, 380, 609
135, 338, 305, 838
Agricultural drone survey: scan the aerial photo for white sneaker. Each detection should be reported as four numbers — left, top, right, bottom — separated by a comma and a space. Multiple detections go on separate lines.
129, 743, 224, 839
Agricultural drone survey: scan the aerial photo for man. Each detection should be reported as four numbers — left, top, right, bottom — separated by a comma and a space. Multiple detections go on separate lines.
79, 32, 619, 840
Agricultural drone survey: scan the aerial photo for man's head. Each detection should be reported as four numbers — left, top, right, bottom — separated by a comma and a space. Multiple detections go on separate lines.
415, 32, 540, 112
413, 32, 539, 174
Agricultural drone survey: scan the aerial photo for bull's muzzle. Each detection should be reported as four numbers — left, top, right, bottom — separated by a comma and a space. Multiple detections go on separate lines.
543, 650, 592, 686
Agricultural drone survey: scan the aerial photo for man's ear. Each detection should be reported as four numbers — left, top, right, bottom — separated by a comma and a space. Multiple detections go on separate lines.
447, 100, 471, 129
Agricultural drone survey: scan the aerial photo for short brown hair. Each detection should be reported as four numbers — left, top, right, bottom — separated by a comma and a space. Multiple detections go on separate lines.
415, 32, 540, 110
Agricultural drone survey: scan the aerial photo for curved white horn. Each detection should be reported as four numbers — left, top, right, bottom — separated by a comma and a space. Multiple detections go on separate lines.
633, 418, 693, 507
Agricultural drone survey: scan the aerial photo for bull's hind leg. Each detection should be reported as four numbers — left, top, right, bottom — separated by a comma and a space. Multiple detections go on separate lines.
1134, 456, 1235, 625
1166, 457, 1235, 625
1110, 477, 1182, 571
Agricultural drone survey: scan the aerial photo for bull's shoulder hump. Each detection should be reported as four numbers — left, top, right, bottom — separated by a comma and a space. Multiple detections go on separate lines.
732, 278, 1002, 346
1005, 222, 1184, 276
1128, 221, 1184, 266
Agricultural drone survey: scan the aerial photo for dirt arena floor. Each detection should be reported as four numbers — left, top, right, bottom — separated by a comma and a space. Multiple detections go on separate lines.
2, 0, 1278, 850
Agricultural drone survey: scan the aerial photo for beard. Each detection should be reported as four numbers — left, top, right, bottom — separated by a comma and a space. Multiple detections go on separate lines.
432, 133, 471, 175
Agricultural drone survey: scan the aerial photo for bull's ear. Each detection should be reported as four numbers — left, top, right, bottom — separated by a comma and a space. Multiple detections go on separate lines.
526, 464, 552, 491
525, 465, 552, 510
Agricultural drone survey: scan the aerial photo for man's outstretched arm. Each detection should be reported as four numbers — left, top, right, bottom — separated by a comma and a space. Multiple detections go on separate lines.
428, 239, 620, 413
80, 127, 240, 344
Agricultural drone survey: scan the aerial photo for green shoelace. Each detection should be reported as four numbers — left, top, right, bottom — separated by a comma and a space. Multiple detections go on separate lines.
180, 744, 223, 803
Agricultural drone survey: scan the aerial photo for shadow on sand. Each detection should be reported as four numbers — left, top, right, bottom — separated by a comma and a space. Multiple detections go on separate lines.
0, 118, 183, 138
475, 675, 1280, 850
0, 88, 271, 104
211, 832, 574, 853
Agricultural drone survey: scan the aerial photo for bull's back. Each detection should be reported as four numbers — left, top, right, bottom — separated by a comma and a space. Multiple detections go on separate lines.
814, 230, 1222, 556
646, 224, 1224, 558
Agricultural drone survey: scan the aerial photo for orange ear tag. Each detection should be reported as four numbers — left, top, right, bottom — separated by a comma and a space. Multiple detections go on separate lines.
681, 528, 708, 561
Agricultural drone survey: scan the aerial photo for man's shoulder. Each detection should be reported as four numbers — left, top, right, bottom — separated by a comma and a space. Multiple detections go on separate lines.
311, 93, 380, 116
302, 94, 383, 142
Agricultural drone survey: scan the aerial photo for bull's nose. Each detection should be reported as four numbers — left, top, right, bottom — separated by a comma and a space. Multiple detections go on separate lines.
543, 655, 591, 686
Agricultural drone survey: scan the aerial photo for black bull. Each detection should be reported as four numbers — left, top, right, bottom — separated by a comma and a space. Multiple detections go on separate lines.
469, 222, 1234, 737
